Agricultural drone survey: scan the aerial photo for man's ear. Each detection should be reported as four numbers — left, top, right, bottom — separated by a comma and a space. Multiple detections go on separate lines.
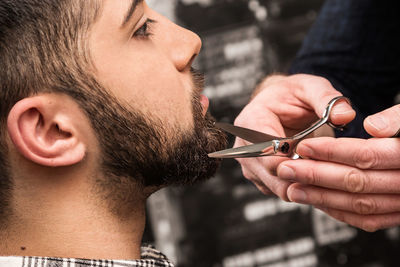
7, 94, 87, 167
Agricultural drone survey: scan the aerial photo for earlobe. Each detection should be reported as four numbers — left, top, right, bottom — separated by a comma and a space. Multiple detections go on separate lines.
7, 95, 86, 167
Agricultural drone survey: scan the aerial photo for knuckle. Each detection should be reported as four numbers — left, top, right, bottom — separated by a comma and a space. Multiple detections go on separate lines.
294, 74, 329, 84
315, 191, 328, 206
325, 144, 335, 162
241, 168, 253, 180
319, 191, 331, 207
308, 167, 321, 186
294, 75, 333, 92
361, 219, 380, 232
235, 157, 245, 165
329, 209, 346, 223
234, 116, 245, 127
351, 196, 376, 215
393, 104, 400, 116
391, 105, 400, 130
353, 145, 378, 169
234, 113, 253, 128
312, 76, 334, 91
254, 184, 271, 195
344, 169, 367, 193
275, 183, 291, 202
315, 77, 332, 88
260, 187, 272, 195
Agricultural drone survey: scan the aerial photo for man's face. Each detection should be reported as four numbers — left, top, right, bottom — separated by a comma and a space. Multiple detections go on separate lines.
85, 0, 226, 190
90, 0, 201, 134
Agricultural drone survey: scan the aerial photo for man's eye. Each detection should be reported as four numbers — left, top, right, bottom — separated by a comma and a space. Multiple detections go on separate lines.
133, 18, 156, 39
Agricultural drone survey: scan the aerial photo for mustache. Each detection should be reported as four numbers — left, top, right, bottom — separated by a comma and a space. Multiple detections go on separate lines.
191, 67, 205, 92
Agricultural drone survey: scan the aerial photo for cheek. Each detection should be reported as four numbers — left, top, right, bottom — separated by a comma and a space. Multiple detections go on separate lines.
136, 71, 194, 130
97, 47, 194, 130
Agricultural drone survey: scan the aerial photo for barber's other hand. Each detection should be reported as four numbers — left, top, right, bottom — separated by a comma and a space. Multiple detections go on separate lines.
234, 74, 355, 200
278, 105, 400, 231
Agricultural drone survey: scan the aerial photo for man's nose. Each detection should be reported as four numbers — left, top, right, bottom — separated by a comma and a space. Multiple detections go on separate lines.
168, 24, 202, 72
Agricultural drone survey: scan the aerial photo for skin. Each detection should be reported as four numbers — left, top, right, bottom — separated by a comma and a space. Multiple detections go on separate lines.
234, 74, 356, 199
234, 73, 400, 232
2, 0, 203, 260
279, 107, 400, 232
90, 0, 202, 134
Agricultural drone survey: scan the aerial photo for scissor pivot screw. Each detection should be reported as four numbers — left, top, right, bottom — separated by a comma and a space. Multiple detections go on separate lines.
280, 142, 290, 153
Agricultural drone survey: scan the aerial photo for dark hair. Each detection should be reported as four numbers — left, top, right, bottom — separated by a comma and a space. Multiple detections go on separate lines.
0, 0, 101, 220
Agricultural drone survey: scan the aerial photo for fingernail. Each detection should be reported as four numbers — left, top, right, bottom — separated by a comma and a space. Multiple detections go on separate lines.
289, 188, 307, 203
278, 165, 295, 180
367, 115, 388, 131
332, 102, 354, 115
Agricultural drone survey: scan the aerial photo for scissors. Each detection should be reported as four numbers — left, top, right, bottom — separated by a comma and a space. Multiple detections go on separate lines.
208, 96, 350, 159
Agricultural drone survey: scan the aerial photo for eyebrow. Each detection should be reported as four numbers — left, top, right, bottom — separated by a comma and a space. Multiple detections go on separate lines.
122, 0, 144, 27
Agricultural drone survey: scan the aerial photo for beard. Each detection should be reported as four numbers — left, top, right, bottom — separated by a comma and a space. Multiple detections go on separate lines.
83, 69, 227, 199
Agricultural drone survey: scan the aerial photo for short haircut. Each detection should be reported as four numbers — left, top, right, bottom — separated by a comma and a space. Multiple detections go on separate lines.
0, 0, 101, 220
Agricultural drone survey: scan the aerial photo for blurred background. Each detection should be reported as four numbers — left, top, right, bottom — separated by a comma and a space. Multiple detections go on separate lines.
144, 1, 400, 266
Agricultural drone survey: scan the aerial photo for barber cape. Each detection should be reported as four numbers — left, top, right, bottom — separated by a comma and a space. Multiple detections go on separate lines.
0, 245, 174, 267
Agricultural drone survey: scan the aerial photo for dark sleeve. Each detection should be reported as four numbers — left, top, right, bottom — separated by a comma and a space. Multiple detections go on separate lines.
288, 0, 400, 138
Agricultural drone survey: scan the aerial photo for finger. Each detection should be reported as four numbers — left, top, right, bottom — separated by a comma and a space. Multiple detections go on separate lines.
287, 184, 400, 215
234, 102, 286, 138
278, 159, 400, 193
234, 76, 290, 137
317, 207, 400, 232
241, 164, 272, 195
237, 156, 291, 201
234, 131, 292, 200
289, 74, 356, 125
253, 179, 273, 195
256, 157, 293, 201
364, 104, 400, 137
235, 74, 356, 137
296, 137, 400, 169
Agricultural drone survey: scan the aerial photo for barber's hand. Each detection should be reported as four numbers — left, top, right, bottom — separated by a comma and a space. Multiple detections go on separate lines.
278, 105, 400, 231
234, 74, 355, 200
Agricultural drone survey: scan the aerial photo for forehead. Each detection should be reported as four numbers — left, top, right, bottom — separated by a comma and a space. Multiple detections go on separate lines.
97, 0, 142, 27
89, 0, 145, 47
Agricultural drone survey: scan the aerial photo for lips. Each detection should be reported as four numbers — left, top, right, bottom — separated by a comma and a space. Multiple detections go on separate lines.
200, 94, 209, 116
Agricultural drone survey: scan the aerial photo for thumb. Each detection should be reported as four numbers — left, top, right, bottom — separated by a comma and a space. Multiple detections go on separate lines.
364, 105, 400, 137
329, 99, 356, 126
291, 75, 356, 125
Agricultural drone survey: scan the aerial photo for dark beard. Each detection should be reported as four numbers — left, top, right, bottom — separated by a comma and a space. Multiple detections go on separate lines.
84, 70, 227, 195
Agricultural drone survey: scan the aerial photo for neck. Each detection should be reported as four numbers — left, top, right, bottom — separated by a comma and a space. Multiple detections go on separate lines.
0, 171, 148, 260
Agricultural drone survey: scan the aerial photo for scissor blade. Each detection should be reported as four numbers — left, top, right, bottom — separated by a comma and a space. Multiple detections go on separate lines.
208, 141, 275, 158
215, 122, 279, 143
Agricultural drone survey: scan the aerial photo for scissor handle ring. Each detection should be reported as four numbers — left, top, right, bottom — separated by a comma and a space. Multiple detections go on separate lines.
327, 121, 346, 131
323, 96, 351, 126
